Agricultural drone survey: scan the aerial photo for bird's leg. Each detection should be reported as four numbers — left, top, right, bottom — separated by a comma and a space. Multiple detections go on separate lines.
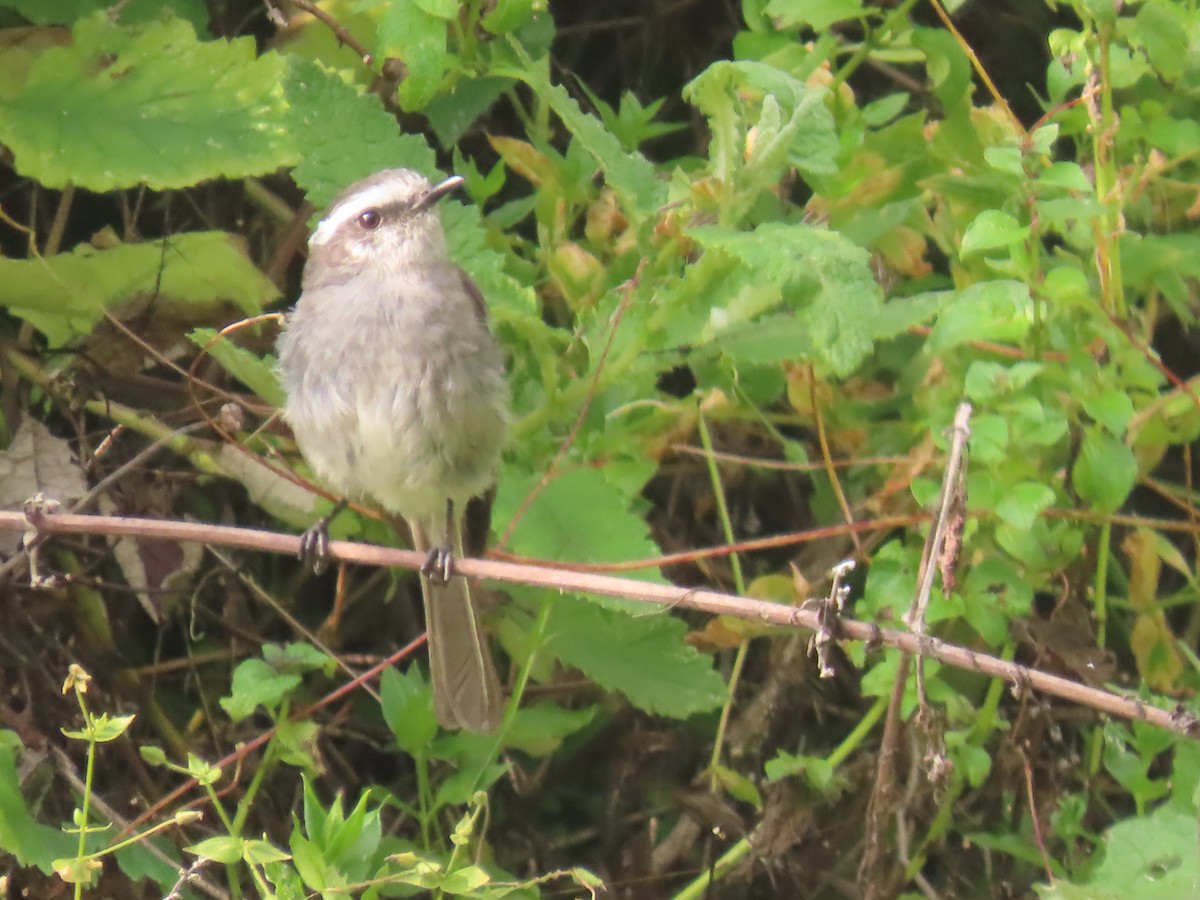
298, 499, 347, 574
420, 499, 456, 585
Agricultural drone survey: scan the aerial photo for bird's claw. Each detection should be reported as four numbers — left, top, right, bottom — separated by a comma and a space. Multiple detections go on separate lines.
421, 546, 454, 585
299, 521, 332, 574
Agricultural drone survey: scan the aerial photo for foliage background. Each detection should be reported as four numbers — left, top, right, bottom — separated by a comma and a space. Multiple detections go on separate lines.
0, 0, 1199, 897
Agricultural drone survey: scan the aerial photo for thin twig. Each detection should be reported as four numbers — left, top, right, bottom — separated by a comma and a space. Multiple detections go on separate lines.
2, 508, 1196, 739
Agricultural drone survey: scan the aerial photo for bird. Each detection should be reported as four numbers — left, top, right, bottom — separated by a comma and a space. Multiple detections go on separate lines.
276, 168, 508, 731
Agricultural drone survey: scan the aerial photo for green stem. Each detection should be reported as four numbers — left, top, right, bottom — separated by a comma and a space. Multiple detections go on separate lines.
698, 412, 748, 793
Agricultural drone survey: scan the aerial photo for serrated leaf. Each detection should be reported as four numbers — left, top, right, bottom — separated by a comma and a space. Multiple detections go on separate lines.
284, 57, 437, 210
691, 223, 884, 377
496, 464, 663, 607
496, 63, 664, 212
545, 596, 725, 718
1072, 428, 1137, 513
0, 231, 278, 347
0, 14, 293, 190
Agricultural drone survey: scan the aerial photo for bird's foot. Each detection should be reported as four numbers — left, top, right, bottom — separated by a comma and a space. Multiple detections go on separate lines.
421, 545, 455, 585
298, 519, 332, 573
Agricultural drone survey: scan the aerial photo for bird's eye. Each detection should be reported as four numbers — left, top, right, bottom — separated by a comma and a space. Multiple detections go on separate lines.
358, 209, 382, 230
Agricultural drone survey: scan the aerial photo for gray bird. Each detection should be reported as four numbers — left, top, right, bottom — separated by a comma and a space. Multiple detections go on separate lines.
277, 168, 508, 732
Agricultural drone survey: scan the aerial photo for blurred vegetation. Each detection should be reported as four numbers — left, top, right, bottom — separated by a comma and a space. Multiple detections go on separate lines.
1, 0, 1200, 897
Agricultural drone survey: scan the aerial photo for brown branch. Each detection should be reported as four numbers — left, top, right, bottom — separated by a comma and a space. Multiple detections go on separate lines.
1, 508, 1196, 740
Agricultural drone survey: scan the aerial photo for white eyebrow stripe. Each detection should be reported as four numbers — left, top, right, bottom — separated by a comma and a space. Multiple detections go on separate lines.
309, 180, 420, 247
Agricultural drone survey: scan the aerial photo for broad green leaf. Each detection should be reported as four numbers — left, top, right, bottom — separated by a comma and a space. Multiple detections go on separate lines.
0, 14, 292, 190
1083, 389, 1134, 435
0, 731, 74, 873
994, 481, 1055, 532
505, 701, 596, 756
1037, 162, 1094, 193
425, 75, 511, 147
764, 0, 865, 30
926, 280, 1033, 352
0, 231, 278, 347
960, 210, 1029, 257
1045, 806, 1200, 898
285, 57, 437, 210
375, 1, 448, 110
218, 658, 302, 722
1072, 428, 1137, 513
544, 596, 725, 718
380, 666, 438, 755
496, 465, 662, 598
1132, 1, 1188, 81
691, 223, 884, 377
0, 0, 208, 28
482, 0, 537, 35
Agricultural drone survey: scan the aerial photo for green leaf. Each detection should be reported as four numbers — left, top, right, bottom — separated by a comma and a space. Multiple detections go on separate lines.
763, 0, 865, 32
691, 223, 884, 377
505, 701, 596, 756
544, 596, 725, 718
263, 641, 336, 676
375, 1, 448, 110
0, 14, 292, 190
242, 839, 291, 865
498, 63, 665, 212
497, 465, 662, 603
683, 60, 837, 221
1083, 389, 1134, 435
1070, 805, 1200, 898
994, 482, 1055, 532
379, 666, 438, 755
425, 75, 511, 147
1132, 1, 1188, 81
0, 231, 278, 347
219, 658, 302, 722
89, 713, 136, 743
0, 0, 208, 28
482, 0, 537, 35
284, 57, 437, 210
926, 280, 1033, 352
189, 329, 284, 408
1072, 428, 1137, 513
0, 731, 75, 873
186, 836, 244, 865
960, 210, 1029, 257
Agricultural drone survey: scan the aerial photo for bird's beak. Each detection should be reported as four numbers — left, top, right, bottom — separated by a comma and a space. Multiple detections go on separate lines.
415, 174, 465, 213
